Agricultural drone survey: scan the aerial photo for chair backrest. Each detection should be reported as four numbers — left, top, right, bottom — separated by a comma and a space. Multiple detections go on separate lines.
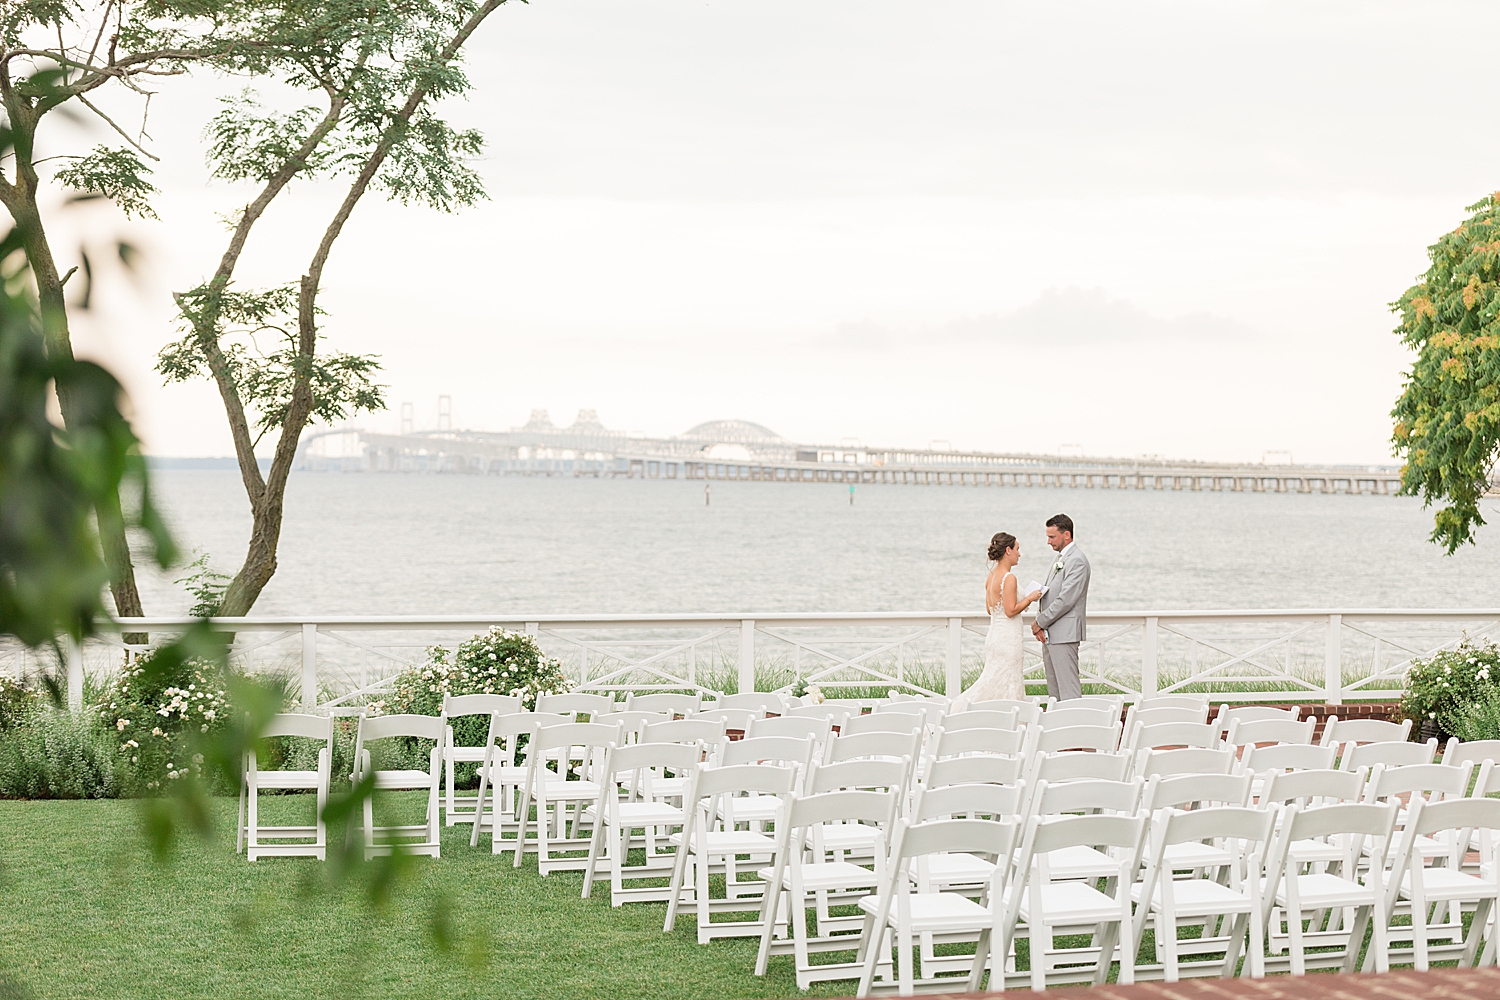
1143, 771, 1253, 811
624, 692, 702, 715
1153, 804, 1275, 850
875, 700, 932, 716
931, 726, 1026, 759
641, 718, 726, 745
1363, 761, 1473, 803
805, 757, 910, 795
892, 816, 1022, 864
941, 709, 1019, 732
1032, 777, 1143, 817
1260, 767, 1365, 806
784, 788, 901, 832
602, 740, 703, 780
714, 692, 787, 716
1040, 706, 1116, 730
924, 753, 1024, 788
970, 699, 1042, 727
786, 703, 853, 724
1212, 704, 1300, 736
1239, 741, 1336, 774
1134, 746, 1236, 779
1023, 810, 1147, 858
529, 720, 622, 757
1129, 705, 1208, 729
1339, 738, 1438, 772
1035, 723, 1120, 753
1443, 738, 1500, 769
442, 693, 523, 719
1224, 717, 1317, 748
841, 712, 925, 736
691, 708, 758, 730
913, 781, 1025, 822
825, 729, 923, 763
1051, 694, 1123, 714
534, 693, 617, 719
598, 710, 671, 740
1129, 721, 1220, 751
1133, 694, 1211, 712
1406, 795, 1500, 839
747, 714, 833, 743
687, 761, 798, 801
480, 711, 540, 766
718, 735, 814, 769
1030, 750, 1131, 784
1284, 800, 1399, 845
263, 713, 334, 742
1319, 715, 1412, 747
358, 713, 446, 744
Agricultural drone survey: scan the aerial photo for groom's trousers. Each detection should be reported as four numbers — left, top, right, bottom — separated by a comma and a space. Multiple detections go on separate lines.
1043, 642, 1083, 701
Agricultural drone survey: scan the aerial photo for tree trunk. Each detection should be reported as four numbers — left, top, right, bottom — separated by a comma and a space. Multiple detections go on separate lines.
6, 171, 146, 639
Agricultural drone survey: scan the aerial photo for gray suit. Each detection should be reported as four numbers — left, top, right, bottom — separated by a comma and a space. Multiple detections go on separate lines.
1035, 543, 1090, 701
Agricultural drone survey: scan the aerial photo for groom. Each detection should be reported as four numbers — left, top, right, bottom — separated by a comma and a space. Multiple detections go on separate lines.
1032, 513, 1090, 701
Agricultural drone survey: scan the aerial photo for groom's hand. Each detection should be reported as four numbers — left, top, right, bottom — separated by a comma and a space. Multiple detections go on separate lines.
1031, 623, 1046, 643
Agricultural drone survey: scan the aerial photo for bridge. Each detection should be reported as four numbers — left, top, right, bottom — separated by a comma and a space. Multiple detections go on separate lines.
295, 409, 1411, 496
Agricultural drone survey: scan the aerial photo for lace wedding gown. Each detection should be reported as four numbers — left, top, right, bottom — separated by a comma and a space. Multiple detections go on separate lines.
953, 571, 1026, 710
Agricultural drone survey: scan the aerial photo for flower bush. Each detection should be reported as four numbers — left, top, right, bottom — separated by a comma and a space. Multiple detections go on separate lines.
0, 671, 39, 731
97, 648, 231, 792
366, 628, 569, 785
0, 709, 127, 799
1402, 636, 1500, 736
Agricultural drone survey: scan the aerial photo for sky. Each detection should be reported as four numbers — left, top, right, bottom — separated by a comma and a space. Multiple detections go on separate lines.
44, 0, 1500, 464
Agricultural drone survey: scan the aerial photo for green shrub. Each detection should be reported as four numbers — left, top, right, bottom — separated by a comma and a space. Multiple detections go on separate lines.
1402, 636, 1500, 732
0, 709, 129, 799
1442, 687, 1500, 743
0, 671, 40, 731
366, 627, 569, 787
96, 648, 232, 793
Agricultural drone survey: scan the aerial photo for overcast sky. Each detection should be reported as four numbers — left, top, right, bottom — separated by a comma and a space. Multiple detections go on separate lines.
50, 0, 1500, 463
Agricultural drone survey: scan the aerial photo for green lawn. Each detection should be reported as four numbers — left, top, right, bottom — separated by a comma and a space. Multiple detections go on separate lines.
0, 793, 864, 1000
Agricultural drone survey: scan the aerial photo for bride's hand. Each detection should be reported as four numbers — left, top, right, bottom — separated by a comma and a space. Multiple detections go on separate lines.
1026, 589, 1042, 604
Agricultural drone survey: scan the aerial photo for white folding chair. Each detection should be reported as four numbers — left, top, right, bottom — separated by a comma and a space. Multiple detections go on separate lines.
1131, 805, 1277, 981
1339, 738, 1438, 773
1134, 746, 1237, 780
1381, 796, 1500, 971
351, 713, 445, 859
468, 711, 541, 849
238, 713, 333, 860
713, 692, 788, 716
1212, 704, 1300, 739
582, 740, 700, 905
535, 692, 617, 720
1028, 749, 1132, 785
1239, 742, 1336, 776
1040, 706, 1116, 730
691, 708, 758, 731
1023, 778, 1144, 881
1012, 810, 1149, 989
825, 729, 924, 768
1319, 715, 1413, 748
1125, 704, 1209, 733
1128, 721, 1221, 753
803, 757, 912, 862
748, 714, 833, 745
1048, 694, 1123, 714
713, 735, 815, 827
1444, 738, 1500, 770
665, 762, 798, 943
786, 703, 853, 727
1133, 694, 1211, 713
625, 691, 703, 716
641, 717, 726, 746
855, 817, 1021, 997
510, 720, 622, 871
1263, 801, 1399, 975
1139, 772, 1254, 876
440, 693, 522, 827
755, 788, 900, 988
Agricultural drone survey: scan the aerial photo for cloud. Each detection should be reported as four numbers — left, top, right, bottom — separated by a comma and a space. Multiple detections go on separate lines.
825, 287, 1253, 351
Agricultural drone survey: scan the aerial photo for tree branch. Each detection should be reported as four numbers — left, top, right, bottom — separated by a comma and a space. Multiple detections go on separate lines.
72, 92, 160, 161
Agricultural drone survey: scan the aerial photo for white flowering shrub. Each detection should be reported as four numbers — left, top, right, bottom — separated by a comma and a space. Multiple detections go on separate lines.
366, 628, 569, 784
0, 671, 39, 731
98, 649, 231, 792
1403, 636, 1500, 736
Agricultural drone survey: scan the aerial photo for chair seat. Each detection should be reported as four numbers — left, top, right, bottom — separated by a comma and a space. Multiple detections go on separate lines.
860, 891, 994, 932
372, 769, 436, 790
539, 779, 601, 800
251, 770, 321, 790
1018, 881, 1123, 924
760, 861, 881, 892
1287, 838, 1344, 864
1162, 840, 1235, 869
447, 746, 489, 763
910, 852, 996, 884
816, 823, 882, 852
1399, 867, 1500, 900
613, 801, 685, 826
1039, 844, 1122, 881
1132, 877, 1254, 917
1274, 873, 1376, 909
718, 794, 780, 823
671, 829, 777, 854
479, 764, 529, 784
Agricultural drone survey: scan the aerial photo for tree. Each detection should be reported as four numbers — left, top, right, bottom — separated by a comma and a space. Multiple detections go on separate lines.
158, 0, 505, 616
1392, 192, 1500, 553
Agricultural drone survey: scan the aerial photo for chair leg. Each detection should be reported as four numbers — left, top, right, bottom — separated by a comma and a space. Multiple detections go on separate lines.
697, 849, 712, 944
509, 787, 533, 863
236, 777, 247, 855
246, 782, 259, 860
363, 792, 376, 854
1160, 909, 1179, 982
1462, 897, 1492, 968
897, 918, 913, 997
470, 771, 489, 848
1412, 883, 1430, 971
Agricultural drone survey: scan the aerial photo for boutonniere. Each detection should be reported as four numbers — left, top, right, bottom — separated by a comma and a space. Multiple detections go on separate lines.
1052, 559, 1064, 573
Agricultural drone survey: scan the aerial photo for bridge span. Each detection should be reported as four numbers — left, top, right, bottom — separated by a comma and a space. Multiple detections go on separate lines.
295, 411, 1410, 496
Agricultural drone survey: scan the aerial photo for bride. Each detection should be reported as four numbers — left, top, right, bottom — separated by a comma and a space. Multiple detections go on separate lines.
953, 532, 1041, 710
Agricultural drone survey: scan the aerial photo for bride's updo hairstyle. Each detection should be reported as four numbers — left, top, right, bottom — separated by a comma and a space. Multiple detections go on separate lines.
987, 532, 1017, 562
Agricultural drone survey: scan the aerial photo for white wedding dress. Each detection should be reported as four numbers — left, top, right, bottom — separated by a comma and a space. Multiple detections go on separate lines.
953, 571, 1027, 710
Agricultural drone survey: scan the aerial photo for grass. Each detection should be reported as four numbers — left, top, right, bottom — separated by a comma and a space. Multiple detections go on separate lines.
0, 792, 870, 1000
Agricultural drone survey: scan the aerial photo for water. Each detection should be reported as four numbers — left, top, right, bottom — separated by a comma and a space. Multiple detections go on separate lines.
131, 471, 1500, 617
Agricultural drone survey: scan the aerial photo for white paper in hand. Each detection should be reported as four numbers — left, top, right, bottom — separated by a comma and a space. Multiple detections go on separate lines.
1026, 580, 1046, 596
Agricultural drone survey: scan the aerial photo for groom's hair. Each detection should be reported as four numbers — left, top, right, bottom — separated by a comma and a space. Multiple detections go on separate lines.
1046, 513, 1074, 535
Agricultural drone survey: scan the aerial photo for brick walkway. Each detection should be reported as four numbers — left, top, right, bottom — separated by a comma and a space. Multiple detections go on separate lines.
888, 967, 1500, 999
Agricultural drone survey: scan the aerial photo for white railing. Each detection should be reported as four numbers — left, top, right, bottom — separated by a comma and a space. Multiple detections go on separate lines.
7, 609, 1497, 712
